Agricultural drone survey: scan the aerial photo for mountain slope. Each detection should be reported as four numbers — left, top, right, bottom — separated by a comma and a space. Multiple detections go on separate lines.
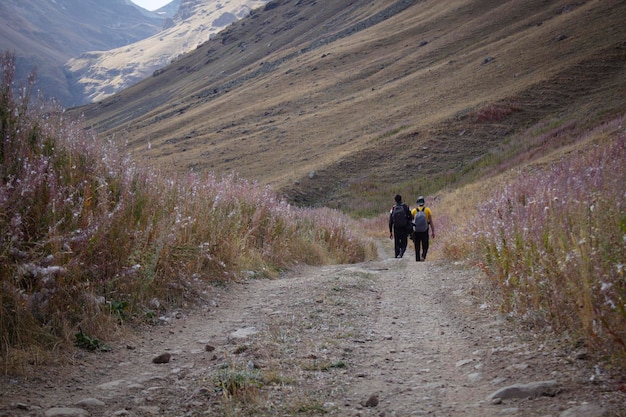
0, 0, 168, 106
65, 0, 270, 103
76, 0, 626, 211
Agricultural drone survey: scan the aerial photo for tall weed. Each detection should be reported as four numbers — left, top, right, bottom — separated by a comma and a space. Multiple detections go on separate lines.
0, 53, 375, 365
444, 117, 625, 363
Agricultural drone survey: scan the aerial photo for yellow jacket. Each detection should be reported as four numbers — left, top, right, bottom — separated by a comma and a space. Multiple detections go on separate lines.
411, 206, 432, 224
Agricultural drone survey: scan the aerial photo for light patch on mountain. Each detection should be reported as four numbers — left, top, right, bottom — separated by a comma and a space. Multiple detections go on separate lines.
66, 0, 269, 103
0, 0, 168, 106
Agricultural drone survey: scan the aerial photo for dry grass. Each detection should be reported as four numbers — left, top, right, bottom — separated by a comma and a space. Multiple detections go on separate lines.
0, 54, 376, 369
436, 117, 626, 366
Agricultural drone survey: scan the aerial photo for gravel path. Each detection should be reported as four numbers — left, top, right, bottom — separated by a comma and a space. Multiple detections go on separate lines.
1, 242, 623, 416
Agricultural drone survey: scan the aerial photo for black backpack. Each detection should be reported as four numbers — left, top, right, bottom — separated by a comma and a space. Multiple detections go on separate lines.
392, 204, 409, 227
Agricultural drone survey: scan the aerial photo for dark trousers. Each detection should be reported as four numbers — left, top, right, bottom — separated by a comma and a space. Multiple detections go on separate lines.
393, 226, 409, 258
413, 231, 429, 261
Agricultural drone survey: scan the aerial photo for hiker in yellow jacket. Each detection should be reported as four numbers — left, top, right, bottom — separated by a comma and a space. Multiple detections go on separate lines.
411, 196, 435, 261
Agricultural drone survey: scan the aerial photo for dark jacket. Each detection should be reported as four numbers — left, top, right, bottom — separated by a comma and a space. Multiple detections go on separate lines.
389, 203, 412, 234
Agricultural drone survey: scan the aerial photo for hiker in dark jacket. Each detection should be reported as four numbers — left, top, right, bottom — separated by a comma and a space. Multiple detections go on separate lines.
389, 194, 412, 258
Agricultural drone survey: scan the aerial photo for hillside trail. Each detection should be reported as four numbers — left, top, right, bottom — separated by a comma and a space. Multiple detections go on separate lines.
1, 241, 623, 417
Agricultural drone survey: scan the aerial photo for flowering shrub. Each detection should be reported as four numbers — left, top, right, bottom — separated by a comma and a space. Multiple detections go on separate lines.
0, 53, 375, 359
461, 119, 625, 363
473, 101, 520, 124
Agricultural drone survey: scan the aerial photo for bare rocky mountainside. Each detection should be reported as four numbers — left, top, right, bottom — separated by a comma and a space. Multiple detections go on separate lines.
0, 0, 167, 106
0, 0, 269, 106
74, 0, 626, 210
65, 0, 270, 104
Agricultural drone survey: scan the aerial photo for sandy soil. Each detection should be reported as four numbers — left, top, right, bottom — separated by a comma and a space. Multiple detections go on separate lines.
1, 242, 624, 417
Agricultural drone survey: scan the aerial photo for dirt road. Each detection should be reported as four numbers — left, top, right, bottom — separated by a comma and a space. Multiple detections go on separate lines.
1, 242, 623, 416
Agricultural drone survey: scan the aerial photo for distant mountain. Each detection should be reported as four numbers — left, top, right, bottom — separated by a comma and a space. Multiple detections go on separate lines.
0, 0, 174, 106
65, 0, 270, 104
152, 0, 182, 17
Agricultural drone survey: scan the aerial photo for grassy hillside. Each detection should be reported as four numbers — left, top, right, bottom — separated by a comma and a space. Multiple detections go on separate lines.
434, 116, 625, 366
74, 0, 626, 215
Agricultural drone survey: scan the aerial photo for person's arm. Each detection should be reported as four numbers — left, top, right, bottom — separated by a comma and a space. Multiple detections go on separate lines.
427, 208, 435, 238
389, 210, 393, 238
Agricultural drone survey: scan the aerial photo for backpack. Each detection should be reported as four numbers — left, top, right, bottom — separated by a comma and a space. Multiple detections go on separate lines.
413, 207, 428, 232
392, 204, 408, 227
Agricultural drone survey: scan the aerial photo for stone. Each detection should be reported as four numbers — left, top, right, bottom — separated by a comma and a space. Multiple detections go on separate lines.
96, 379, 126, 390
364, 394, 379, 407
229, 326, 258, 339
44, 408, 88, 417
486, 380, 558, 401
152, 352, 171, 364
75, 398, 105, 407
455, 358, 473, 367
467, 372, 483, 383
560, 403, 607, 417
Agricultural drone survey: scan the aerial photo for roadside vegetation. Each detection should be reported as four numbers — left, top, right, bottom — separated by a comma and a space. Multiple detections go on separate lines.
436, 116, 625, 368
0, 53, 376, 371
